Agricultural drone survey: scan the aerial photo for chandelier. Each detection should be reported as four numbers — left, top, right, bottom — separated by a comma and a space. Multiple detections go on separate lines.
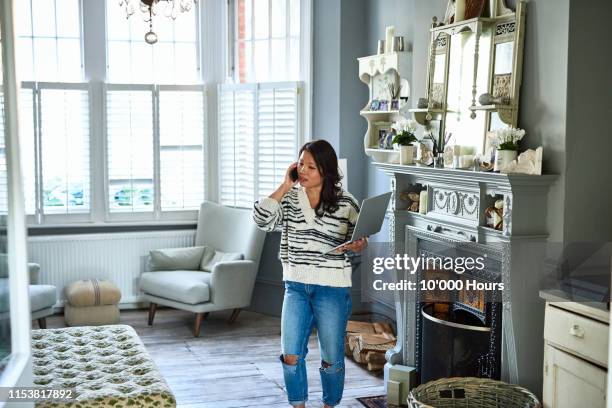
119, 0, 197, 45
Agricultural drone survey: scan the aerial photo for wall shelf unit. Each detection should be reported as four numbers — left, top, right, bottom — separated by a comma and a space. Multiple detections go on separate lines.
358, 51, 412, 162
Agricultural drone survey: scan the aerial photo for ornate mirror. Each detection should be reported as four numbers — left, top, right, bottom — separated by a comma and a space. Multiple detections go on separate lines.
413, 0, 526, 156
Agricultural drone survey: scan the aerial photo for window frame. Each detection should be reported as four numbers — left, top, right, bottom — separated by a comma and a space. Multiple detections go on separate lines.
17, 0, 86, 83
102, 83, 207, 223
104, 0, 202, 85
217, 80, 301, 209
220, 0, 312, 208
15, 0, 311, 226
21, 81, 93, 226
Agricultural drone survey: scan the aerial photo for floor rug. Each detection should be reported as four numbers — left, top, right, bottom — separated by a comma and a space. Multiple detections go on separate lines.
357, 395, 388, 408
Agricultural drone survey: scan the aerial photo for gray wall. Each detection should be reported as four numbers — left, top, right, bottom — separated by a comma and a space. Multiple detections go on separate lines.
365, 0, 424, 203
563, 0, 612, 242
519, 0, 569, 243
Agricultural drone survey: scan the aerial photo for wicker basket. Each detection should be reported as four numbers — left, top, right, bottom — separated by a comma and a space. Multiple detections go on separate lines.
408, 377, 541, 408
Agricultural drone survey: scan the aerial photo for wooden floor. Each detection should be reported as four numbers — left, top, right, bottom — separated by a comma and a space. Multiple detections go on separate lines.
45, 308, 385, 407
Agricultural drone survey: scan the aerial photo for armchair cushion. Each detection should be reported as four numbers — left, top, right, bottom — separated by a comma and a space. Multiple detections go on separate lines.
199, 247, 244, 272
28, 263, 41, 284
140, 271, 211, 304
149, 246, 205, 271
29, 284, 57, 313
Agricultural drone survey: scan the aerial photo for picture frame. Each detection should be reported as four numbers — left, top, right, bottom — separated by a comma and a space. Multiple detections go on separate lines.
374, 121, 393, 149
379, 100, 389, 111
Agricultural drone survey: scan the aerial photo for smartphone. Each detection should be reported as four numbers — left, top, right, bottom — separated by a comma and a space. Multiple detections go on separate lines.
290, 167, 299, 182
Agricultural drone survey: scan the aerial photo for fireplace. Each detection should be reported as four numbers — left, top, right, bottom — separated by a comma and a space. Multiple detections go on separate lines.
374, 165, 556, 397
412, 232, 504, 384
419, 303, 492, 383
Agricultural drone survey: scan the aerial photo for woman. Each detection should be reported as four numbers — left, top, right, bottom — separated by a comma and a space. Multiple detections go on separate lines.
253, 140, 367, 408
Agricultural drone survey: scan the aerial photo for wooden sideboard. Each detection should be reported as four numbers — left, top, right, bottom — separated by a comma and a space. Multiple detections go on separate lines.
541, 290, 609, 408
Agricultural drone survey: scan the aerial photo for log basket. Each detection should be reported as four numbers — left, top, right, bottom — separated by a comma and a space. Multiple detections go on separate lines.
408, 377, 541, 408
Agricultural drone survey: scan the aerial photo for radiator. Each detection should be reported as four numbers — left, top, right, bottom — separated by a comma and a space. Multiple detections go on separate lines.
27, 230, 196, 306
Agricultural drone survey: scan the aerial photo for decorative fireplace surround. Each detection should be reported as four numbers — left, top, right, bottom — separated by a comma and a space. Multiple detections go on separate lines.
375, 163, 556, 395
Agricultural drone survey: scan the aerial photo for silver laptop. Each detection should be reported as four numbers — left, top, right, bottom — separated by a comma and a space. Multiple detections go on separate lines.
325, 191, 392, 254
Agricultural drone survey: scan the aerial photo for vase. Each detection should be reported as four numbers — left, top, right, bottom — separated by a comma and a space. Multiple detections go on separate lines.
494, 149, 517, 172
399, 145, 415, 165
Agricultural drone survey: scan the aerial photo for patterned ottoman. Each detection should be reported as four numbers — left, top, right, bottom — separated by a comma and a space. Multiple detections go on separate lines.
31, 325, 176, 408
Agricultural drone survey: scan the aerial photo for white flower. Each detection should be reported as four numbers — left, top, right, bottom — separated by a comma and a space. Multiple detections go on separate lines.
494, 127, 525, 147
391, 119, 417, 135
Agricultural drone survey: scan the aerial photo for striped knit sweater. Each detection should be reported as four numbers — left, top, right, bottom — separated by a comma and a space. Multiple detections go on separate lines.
253, 186, 360, 287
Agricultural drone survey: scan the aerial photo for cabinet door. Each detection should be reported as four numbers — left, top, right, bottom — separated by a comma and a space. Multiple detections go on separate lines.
543, 345, 607, 408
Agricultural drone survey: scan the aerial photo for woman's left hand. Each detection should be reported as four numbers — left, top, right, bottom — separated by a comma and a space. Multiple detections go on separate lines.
340, 237, 368, 253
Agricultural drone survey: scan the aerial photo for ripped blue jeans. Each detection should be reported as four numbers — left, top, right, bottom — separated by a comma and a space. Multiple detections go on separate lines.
280, 280, 352, 407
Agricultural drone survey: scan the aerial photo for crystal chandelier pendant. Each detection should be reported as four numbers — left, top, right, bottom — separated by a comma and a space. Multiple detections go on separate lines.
120, 0, 197, 44
145, 30, 158, 44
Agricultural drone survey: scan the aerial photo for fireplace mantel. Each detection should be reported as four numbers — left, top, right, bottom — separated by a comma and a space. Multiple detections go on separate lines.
376, 162, 557, 398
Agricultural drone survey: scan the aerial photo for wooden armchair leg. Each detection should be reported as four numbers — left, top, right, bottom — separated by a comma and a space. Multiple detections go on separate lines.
228, 308, 241, 324
194, 313, 204, 337
148, 303, 157, 326
37, 318, 46, 329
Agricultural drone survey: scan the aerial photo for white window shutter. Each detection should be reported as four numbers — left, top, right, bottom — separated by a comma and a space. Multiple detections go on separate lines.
39, 88, 90, 215
106, 88, 154, 213
257, 86, 298, 200
218, 82, 299, 209
159, 88, 206, 211
218, 85, 255, 208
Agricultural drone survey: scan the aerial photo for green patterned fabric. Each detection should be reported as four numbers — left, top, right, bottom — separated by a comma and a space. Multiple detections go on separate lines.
31, 325, 176, 408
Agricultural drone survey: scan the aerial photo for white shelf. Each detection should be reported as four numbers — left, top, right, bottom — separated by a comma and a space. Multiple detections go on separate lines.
357, 51, 412, 84
360, 109, 402, 116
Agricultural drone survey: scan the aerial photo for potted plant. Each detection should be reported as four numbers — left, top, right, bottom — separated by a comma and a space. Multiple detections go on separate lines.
391, 119, 418, 165
493, 127, 525, 171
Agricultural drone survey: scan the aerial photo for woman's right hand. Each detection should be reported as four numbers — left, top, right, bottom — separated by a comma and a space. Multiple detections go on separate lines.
268, 162, 299, 203
282, 162, 299, 191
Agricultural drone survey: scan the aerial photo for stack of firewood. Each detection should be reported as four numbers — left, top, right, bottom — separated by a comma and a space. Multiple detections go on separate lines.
345, 320, 396, 372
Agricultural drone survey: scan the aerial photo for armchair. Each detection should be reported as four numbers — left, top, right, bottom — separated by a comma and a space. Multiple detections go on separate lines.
28, 263, 57, 329
139, 201, 266, 337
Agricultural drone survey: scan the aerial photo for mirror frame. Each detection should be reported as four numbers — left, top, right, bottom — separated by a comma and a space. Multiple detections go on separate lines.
416, 0, 527, 154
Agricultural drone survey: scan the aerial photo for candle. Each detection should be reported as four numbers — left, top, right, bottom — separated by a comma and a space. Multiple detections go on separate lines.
419, 190, 428, 214
452, 145, 461, 168
459, 154, 475, 168
385, 26, 395, 53
455, 0, 466, 22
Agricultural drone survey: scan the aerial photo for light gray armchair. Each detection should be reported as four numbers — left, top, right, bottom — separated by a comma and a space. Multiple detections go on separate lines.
28, 263, 57, 329
139, 201, 266, 337
0, 258, 56, 329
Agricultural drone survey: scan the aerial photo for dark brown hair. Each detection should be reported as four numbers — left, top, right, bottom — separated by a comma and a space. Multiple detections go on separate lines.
299, 139, 343, 217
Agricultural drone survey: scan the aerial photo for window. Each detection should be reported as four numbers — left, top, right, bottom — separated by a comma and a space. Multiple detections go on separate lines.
218, 82, 298, 208
105, 85, 205, 219
105, 86, 154, 214
106, 1, 200, 84
233, 0, 300, 83
20, 83, 91, 221
221, 0, 305, 208
16, 0, 83, 82
159, 88, 206, 211
13, 0, 309, 224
